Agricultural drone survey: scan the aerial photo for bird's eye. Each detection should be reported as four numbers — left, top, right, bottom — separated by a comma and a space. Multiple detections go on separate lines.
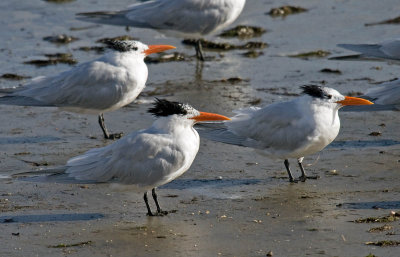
327, 94, 332, 99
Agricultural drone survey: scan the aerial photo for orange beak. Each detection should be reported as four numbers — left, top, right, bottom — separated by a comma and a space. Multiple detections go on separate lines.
336, 96, 374, 106
190, 112, 231, 122
143, 45, 176, 56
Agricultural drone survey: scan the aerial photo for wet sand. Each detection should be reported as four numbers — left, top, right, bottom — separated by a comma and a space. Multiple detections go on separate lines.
1, 0, 400, 256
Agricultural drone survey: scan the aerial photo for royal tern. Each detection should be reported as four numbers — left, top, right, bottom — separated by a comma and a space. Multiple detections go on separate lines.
197, 85, 373, 182
76, 0, 246, 61
330, 37, 400, 61
15, 99, 230, 216
0, 40, 175, 139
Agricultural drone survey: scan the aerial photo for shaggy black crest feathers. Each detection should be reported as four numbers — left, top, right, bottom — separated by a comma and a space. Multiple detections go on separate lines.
148, 98, 188, 117
105, 40, 138, 52
301, 85, 331, 99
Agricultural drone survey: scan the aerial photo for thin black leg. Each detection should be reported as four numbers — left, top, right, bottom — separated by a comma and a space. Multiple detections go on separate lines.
98, 113, 110, 139
143, 192, 154, 216
152, 188, 168, 216
98, 113, 123, 140
284, 159, 295, 183
195, 39, 205, 61
298, 159, 319, 182
298, 160, 307, 182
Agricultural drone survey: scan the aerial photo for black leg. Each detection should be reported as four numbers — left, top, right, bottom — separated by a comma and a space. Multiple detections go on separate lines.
98, 113, 123, 140
143, 192, 154, 216
284, 159, 295, 183
195, 39, 205, 61
298, 158, 319, 182
298, 159, 307, 182
152, 188, 168, 216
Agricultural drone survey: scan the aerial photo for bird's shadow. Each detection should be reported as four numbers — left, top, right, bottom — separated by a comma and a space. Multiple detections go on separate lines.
340, 201, 400, 210
0, 136, 61, 145
329, 139, 400, 148
0, 213, 104, 223
161, 178, 265, 190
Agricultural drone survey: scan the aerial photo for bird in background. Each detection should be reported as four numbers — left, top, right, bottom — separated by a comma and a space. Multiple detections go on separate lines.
0, 40, 175, 140
15, 99, 230, 216
76, 0, 246, 61
330, 37, 400, 61
197, 85, 373, 182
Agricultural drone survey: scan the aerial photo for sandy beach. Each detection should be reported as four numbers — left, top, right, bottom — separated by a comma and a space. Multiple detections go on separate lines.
1, 0, 400, 256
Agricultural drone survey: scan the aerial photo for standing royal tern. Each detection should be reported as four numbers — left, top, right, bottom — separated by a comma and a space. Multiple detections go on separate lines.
197, 85, 373, 182
76, 0, 246, 61
15, 99, 230, 216
0, 40, 175, 139
330, 37, 400, 61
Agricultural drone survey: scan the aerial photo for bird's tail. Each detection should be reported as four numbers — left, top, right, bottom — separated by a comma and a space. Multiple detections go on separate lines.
196, 123, 250, 147
13, 166, 97, 184
13, 167, 66, 178
0, 95, 51, 107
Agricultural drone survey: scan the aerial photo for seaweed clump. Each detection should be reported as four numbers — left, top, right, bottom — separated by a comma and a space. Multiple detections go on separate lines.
219, 25, 266, 39
268, 6, 308, 17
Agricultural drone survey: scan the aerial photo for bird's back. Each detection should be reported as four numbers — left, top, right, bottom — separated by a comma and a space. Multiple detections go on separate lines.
65, 123, 199, 190
78, 0, 246, 36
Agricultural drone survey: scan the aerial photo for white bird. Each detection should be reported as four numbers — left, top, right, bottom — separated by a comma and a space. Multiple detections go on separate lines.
330, 37, 400, 61
15, 99, 230, 216
0, 40, 175, 139
197, 85, 373, 182
76, 0, 247, 61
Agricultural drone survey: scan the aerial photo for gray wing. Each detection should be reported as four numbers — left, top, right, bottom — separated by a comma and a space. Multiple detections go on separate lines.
198, 101, 315, 153
9, 58, 129, 112
78, 0, 237, 35
65, 130, 185, 187
337, 39, 400, 60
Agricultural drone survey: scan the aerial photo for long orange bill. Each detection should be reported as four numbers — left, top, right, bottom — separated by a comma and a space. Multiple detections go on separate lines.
336, 96, 374, 106
190, 112, 231, 122
143, 45, 176, 56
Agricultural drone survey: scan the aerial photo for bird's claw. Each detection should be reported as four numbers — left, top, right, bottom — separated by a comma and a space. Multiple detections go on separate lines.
105, 132, 124, 140
298, 175, 320, 182
156, 210, 169, 216
146, 210, 168, 217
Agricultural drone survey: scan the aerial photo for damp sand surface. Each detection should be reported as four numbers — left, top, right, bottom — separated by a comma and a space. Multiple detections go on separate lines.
1, 0, 400, 256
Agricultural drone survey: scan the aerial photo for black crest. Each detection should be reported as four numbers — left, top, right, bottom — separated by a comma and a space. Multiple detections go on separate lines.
105, 40, 138, 52
148, 98, 188, 117
301, 85, 331, 99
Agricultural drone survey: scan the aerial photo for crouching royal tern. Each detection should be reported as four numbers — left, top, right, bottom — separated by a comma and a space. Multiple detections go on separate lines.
0, 40, 175, 139
15, 99, 230, 216
197, 85, 373, 182
76, 0, 246, 61
330, 37, 400, 61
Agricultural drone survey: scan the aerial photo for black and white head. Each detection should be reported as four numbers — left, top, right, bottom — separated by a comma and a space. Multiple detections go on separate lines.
301, 85, 373, 108
148, 99, 230, 125
105, 40, 175, 57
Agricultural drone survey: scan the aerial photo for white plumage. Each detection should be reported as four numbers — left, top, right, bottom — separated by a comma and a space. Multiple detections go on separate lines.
198, 85, 373, 182
77, 0, 246, 60
0, 41, 175, 139
17, 99, 230, 216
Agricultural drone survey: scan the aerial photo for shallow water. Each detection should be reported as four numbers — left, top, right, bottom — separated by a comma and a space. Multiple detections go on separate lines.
1, 0, 400, 256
